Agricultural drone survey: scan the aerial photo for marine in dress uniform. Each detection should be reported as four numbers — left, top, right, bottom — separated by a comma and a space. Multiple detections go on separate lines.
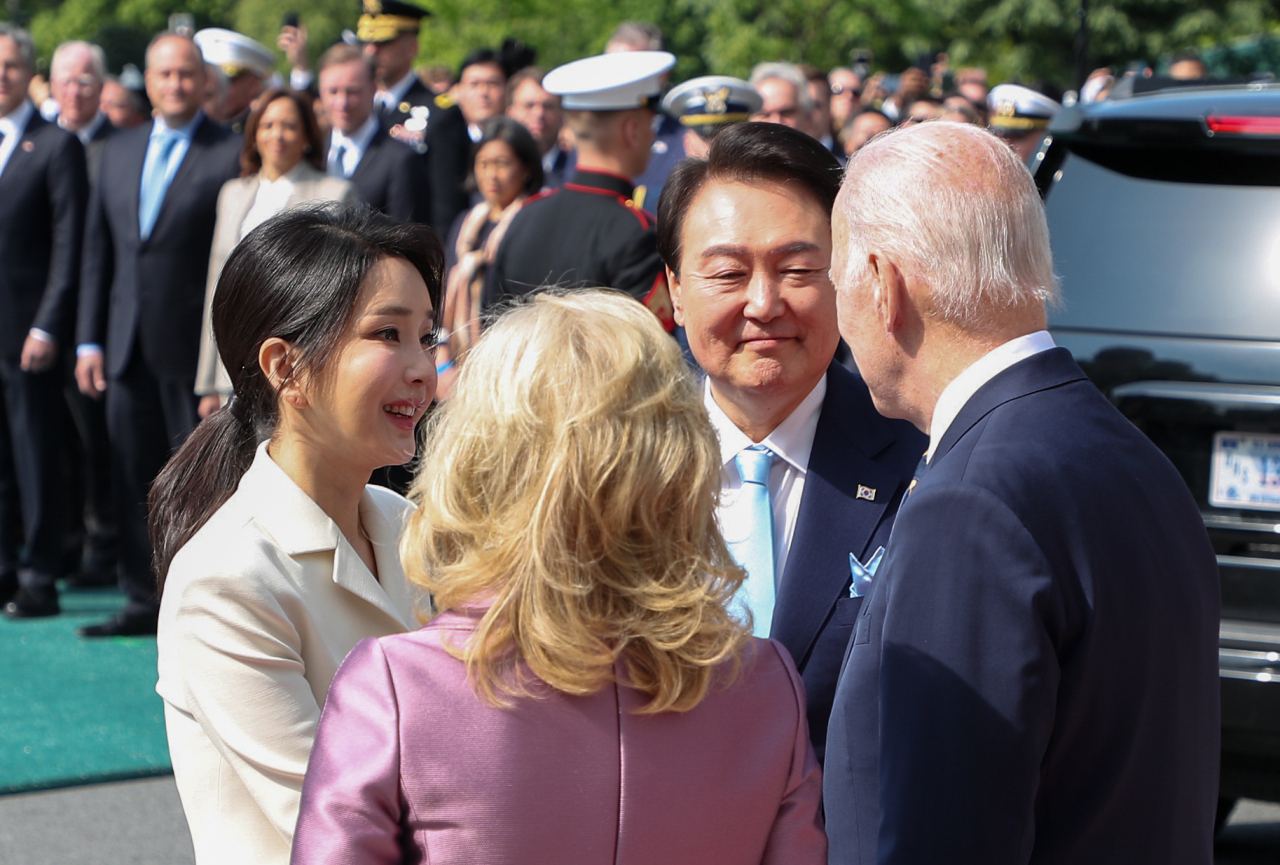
193, 28, 274, 135
484, 51, 677, 329
358, 0, 470, 233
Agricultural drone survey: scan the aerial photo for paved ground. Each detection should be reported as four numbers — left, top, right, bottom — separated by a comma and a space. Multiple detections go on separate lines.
1, 776, 1278, 863
0, 776, 192, 864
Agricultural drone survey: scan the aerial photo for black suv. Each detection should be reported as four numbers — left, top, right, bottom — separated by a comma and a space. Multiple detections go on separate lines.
1035, 82, 1280, 819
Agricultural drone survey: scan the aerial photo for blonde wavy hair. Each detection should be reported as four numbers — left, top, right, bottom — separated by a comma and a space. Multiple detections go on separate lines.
403, 289, 751, 713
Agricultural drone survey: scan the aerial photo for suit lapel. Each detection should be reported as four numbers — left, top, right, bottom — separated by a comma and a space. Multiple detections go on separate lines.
118, 126, 149, 246
350, 126, 382, 185
771, 365, 911, 665
0, 112, 44, 185
150, 116, 210, 237
331, 491, 418, 627
932, 347, 1087, 465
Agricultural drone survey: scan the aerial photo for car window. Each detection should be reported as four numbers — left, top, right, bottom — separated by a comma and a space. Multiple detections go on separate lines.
1045, 150, 1280, 341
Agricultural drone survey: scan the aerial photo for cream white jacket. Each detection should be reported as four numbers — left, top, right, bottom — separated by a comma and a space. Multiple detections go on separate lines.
156, 443, 424, 865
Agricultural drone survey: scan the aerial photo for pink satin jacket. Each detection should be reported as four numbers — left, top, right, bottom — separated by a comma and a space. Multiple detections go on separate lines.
291, 611, 827, 865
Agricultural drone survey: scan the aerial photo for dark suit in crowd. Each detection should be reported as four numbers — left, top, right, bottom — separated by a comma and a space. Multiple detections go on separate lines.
64, 114, 117, 585
82, 115, 114, 187
78, 115, 240, 622
338, 122, 431, 227
378, 81, 470, 233
0, 107, 88, 605
824, 348, 1221, 865
768, 363, 922, 761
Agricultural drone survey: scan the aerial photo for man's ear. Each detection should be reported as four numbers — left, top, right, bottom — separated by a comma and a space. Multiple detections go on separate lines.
260, 338, 306, 408
665, 265, 686, 327
868, 252, 907, 335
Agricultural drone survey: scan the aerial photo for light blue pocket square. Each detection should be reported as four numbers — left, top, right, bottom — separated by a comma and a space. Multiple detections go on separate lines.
849, 546, 885, 598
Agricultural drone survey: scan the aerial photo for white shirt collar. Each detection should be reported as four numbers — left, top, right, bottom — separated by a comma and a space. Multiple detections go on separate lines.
387, 71, 418, 106
332, 114, 379, 154
926, 330, 1056, 462
58, 111, 106, 143
0, 99, 35, 137
151, 110, 203, 141
705, 375, 827, 476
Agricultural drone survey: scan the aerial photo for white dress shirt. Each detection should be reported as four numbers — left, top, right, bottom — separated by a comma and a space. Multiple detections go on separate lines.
706, 376, 827, 586
239, 164, 304, 240
926, 329, 1057, 462
0, 99, 34, 177
327, 115, 378, 178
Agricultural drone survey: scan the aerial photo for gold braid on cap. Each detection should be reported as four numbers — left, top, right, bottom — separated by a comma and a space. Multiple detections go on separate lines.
357, 14, 421, 43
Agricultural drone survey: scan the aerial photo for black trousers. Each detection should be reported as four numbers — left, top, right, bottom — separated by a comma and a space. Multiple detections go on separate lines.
0, 357, 66, 590
106, 351, 199, 616
62, 362, 117, 574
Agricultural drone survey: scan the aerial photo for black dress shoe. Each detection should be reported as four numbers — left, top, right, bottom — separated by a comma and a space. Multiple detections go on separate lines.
3, 587, 61, 618
78, 611, 158, 637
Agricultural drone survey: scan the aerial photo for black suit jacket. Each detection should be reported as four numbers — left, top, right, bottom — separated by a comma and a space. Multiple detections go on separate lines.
342, 123, 431, 227
378, 81, 470, 233
768, 363, 924, 761
78, 116, 242, 380
82, 116, 115, 189
824, 348, 1221, 865
0, 109, 88, 358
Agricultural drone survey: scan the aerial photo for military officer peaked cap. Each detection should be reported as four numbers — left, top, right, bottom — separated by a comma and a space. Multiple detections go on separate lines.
663, 75, 762, 133
193, 28, 275, 79
987, 83, 1060, 135
358, 0, 429, 44
544, 51, 676, 111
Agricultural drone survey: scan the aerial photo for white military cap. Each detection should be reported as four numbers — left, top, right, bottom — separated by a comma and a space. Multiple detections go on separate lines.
987, 83, 1060, 134
663, 75, 762, 132
544, 51, 676, 111
194, 28, 275, 79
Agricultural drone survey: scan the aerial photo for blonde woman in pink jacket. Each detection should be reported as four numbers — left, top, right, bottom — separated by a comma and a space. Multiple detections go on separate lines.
292, 290, 827, 865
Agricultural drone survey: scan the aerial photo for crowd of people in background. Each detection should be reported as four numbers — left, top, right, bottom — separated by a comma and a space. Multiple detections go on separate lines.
0, 5, 1228, 865
1, 5, 1102, 640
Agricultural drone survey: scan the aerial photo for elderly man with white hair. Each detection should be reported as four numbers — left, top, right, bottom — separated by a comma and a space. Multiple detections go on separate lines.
823, 122, 1221, 865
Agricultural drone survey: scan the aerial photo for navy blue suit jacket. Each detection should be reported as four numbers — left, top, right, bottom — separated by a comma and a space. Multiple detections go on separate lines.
824, 347, 1220, 865
344, 123, 432, 228
78, 116, 241, 380
768, 363, 925, 761
0, 109, 87, 358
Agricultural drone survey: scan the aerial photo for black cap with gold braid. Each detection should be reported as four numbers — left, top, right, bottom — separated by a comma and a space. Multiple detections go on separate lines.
357, 0, 429, 44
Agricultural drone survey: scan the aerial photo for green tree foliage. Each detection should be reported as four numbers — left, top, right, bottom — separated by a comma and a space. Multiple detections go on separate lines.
6, 0, 1278, 86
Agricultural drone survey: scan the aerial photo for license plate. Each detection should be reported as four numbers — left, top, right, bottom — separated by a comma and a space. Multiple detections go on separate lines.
1210, 431, 1280, 512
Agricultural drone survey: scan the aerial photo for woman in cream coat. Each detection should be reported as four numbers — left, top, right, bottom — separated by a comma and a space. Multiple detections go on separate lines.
195, 87, 359, 417
153, 205, 443, 864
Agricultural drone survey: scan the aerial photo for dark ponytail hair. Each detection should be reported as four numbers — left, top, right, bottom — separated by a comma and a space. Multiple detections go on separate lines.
149, 204, 444, 591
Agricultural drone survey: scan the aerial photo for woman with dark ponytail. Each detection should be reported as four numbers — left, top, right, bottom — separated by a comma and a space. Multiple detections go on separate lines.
152, 204, 442, 865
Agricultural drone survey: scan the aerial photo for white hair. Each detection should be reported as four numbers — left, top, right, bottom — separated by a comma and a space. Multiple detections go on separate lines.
52, 41, 108, 83
749, 62, 815, 113
835, 121, 1058, 329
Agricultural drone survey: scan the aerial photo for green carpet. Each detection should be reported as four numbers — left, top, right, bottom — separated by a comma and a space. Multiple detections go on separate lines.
0, 588, 171, 795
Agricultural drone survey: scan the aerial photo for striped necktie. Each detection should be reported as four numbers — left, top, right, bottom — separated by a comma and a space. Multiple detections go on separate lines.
731, 445, 777, 638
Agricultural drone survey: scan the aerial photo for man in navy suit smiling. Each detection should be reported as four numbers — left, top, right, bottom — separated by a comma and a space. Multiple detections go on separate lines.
824, 121, 1219, 865
657, 122, 924, 761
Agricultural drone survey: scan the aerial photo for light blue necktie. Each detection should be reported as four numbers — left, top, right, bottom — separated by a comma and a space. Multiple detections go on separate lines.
731, 445, 776, 638
138, 130, 179, 240
329, 143, 348, 178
